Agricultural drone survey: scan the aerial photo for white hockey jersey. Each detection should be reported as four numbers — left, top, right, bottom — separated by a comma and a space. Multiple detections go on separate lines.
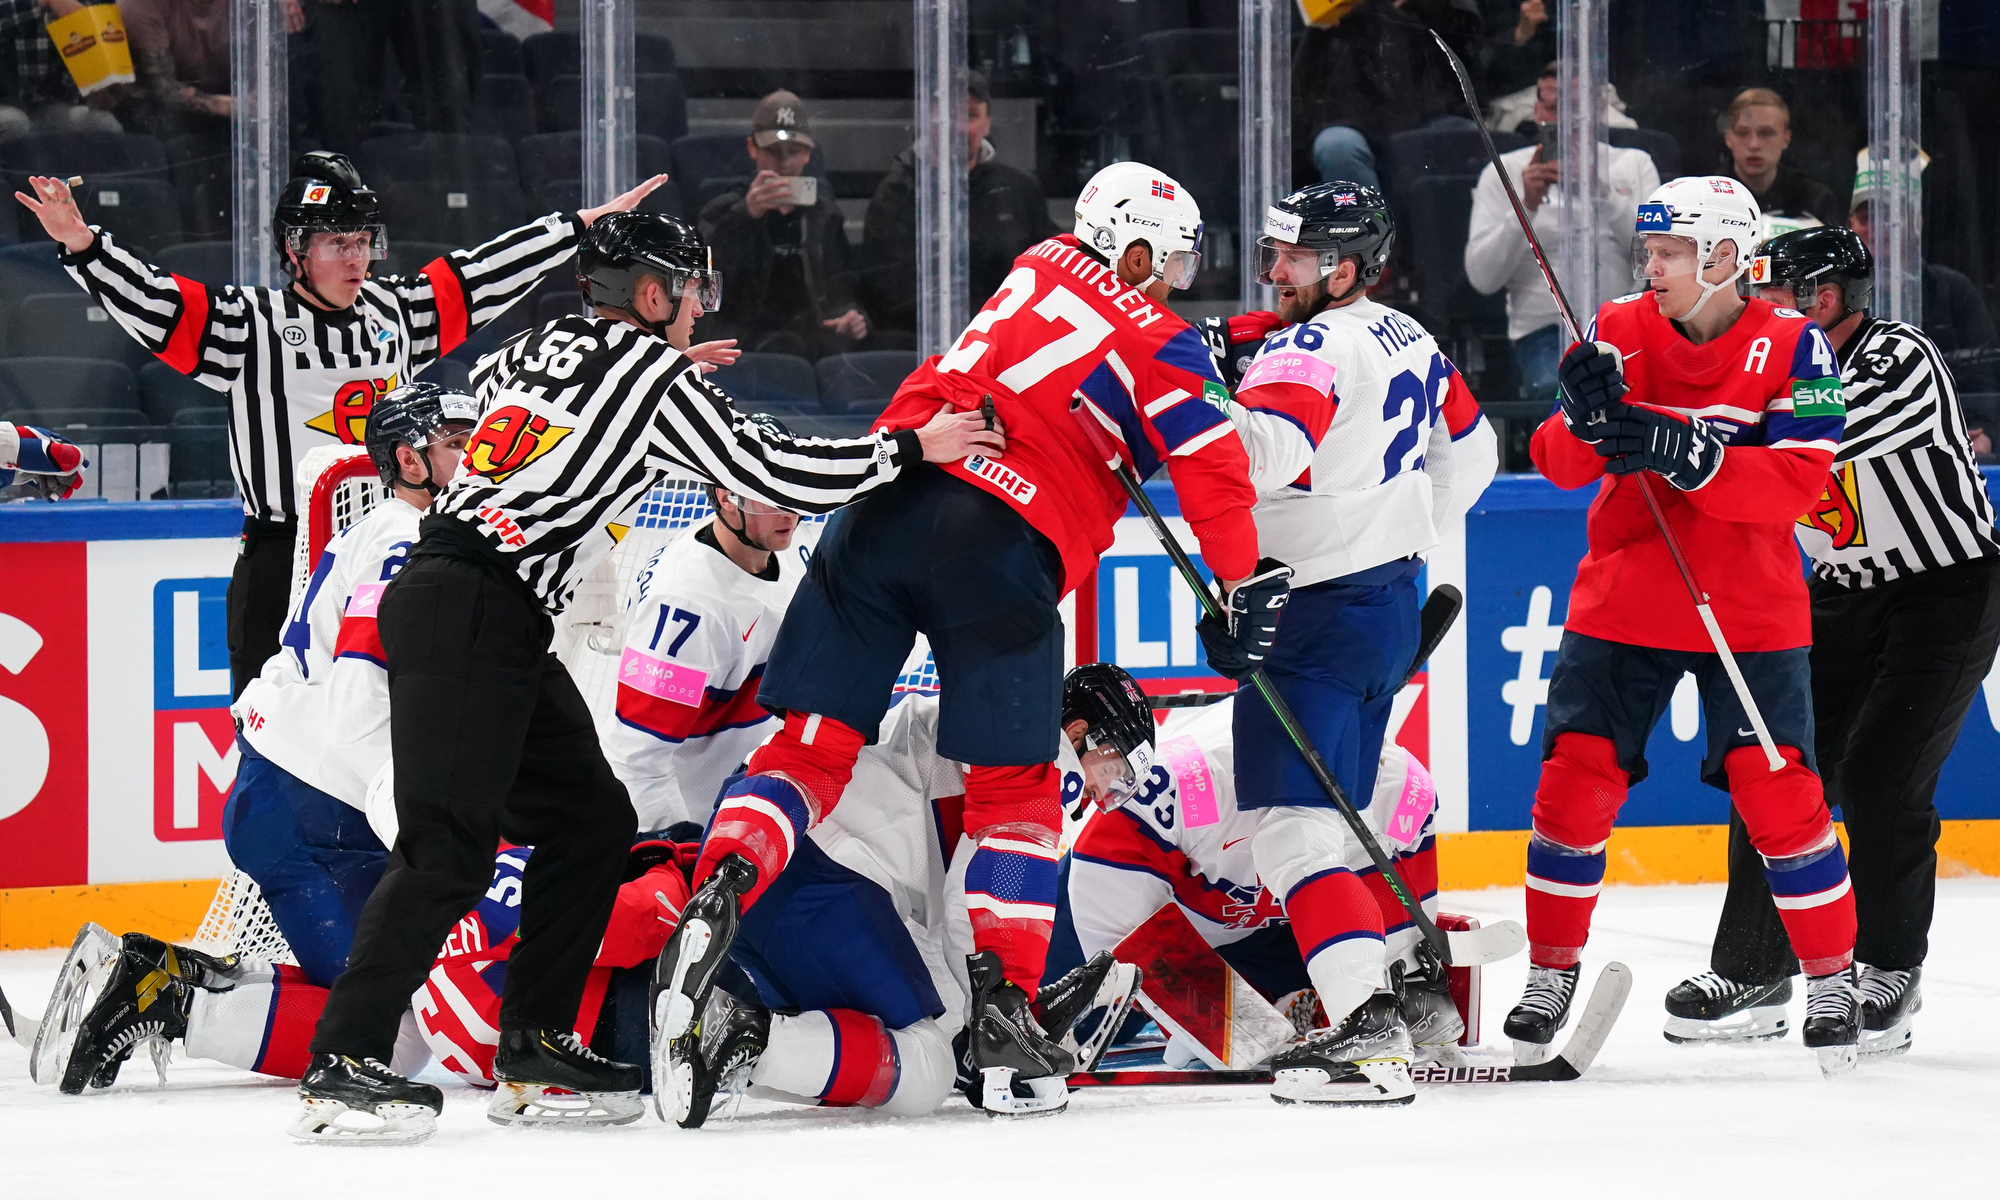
232, 497, 421, 807
1062, 696, 1437, 959
1225, 299, 1498, 586
601, 521, 811, 830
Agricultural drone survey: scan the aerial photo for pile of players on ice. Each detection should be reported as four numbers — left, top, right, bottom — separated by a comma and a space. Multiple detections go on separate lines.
3, 146, 1939, 1144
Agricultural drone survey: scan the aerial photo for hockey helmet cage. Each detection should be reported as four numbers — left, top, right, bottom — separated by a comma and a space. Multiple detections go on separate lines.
1074, 161, 1205, 290
1062, 662, 1159, 812
577, 210, 721, 332
1255, 181, 1395, 298
274, 151, 387, 270
1746, 225, 1873, 316
364, 381, 478, 493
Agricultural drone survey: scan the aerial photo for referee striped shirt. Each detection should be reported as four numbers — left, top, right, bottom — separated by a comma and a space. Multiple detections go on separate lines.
60, 214, 582, 524
1796, 316, 1999, 588
441, 314, 922, 612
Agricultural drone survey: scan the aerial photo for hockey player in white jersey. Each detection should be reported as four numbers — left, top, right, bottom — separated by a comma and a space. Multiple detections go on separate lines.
1049, 665, 1456, 1081
1190, 182, 1496, 1105
228, 382, 478, 988
602, 484, 811, 830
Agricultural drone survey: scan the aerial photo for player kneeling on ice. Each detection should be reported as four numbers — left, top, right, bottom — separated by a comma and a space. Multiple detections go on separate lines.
1048, 665, 1453, 1106
1517, 176, 1860, 1076
654, 691, 1130, 1127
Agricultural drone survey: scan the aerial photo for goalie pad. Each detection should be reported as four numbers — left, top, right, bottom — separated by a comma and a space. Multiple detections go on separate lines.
1114, 904, 1292, 1070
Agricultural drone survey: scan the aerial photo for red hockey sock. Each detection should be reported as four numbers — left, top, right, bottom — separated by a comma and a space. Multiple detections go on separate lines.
963, 762, 1061, 993
817, 1009, 900, 1108
1524, 734, 1626, 967
1364, 842, 1438, 936
695, 711, 867, 907
1285, 867, 1385, 966
1728, 746, 1855, 975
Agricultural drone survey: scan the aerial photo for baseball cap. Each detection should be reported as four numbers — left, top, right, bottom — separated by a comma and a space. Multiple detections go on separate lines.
752, 90, 814, 149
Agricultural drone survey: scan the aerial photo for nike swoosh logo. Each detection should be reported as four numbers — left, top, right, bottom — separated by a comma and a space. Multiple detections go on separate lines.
1736, 727, 1756, 737
741, 616, 757, 641
1222, 837, 1249, 850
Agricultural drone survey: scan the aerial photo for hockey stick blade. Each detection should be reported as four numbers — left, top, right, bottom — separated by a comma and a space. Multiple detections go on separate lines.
0, 984, 36, 1047
1403, 584, 1463, 687
1508, 960, 1632, 1080
1445, 919, 1527, 967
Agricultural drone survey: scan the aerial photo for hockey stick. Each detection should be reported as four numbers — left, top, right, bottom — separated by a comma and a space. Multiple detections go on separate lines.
1148, 583, 1462, 709
1428, 32, 1784, 773
1067, 962, 1631, 1088
0, 983, 38, 1048
1070, 398, 1523, 969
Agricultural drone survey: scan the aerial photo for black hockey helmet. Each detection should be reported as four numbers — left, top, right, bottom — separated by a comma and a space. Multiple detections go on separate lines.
1747, 225, 1872, 318
1254, 181, 1396, 303
364, 381, 480, 494
1062, 663, 1158, 812
577, 211, 722, 335
273, 151, 387, 276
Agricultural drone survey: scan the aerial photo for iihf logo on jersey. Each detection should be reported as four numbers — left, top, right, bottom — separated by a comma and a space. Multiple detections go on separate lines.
465, 405, 576, 482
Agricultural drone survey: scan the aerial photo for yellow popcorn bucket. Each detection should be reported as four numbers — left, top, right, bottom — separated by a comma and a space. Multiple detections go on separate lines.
1295, 0, 1367, 28
46, 4, 136, 97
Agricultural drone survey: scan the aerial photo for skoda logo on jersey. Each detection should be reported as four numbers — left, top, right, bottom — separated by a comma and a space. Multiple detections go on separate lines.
1635, 203, 1673, 232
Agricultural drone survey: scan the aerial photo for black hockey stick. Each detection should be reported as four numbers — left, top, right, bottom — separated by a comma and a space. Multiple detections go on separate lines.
1070, 398, 1523, 969
1427, 31, 1784, 773
1149, 583, 1463, 709
1066, 962, 1632, 1088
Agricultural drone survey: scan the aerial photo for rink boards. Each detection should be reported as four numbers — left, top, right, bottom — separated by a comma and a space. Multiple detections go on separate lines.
1, 476, 1997, 943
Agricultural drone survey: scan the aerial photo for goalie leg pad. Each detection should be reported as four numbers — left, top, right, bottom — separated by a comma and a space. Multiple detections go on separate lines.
1113, 904, 1293, 1070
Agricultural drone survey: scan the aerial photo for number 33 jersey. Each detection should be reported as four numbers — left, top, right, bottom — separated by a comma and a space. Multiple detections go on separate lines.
1225, 299, 1497, 586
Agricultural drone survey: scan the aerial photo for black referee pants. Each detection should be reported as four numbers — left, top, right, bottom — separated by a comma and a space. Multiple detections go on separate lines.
227, 517, 297, 699
1711, 557, 2000, 981
309, 553, 636, 1060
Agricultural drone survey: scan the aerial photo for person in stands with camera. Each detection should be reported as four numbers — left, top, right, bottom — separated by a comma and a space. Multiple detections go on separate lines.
696, 89, 870, 362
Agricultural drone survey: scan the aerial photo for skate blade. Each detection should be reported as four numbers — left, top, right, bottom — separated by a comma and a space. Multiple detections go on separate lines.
978, 1066, 1068, 1118
1270, 1059, 1416, 1106
30, 922, 119, 1087
288, 1097, 436, 1146
1859, 1018, 1913, 1059
485, 1082, 644, 1128
1510, 1038, 1559, 1068
1662, 1007, 1789, 1045
659, 920, 714, 1041
1068, 963, 1141, 1073
1814, 1043, 1859, 1078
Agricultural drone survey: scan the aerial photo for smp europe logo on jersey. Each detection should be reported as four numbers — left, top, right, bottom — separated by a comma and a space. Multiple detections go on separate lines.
152, 577, 238, 841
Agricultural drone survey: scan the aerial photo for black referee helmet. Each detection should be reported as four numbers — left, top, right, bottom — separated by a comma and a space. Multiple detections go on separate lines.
577, 211, 722, 334
364, 381, 480, 494
273, 151, 386, 274
1749, 226, 1873, 319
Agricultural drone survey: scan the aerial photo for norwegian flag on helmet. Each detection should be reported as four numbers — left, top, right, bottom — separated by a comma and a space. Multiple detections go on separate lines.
1151, 179, 1176, 200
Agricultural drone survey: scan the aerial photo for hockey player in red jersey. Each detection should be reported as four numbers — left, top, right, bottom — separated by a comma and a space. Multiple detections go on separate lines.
658, 161, 1277, 1116
1513, 175, 1860, 1075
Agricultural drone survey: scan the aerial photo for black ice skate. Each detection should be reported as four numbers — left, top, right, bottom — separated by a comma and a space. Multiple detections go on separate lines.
652, 853, 757, 1047
657, 987, 770, 1128
1505, 962, 1580, 1067
1035, 950, 1140, 1073
1802, 967, 1860, 1077
488, 1027, 644, 1127
958, 950, 1075, 1117
1858, 965, 1920, 1059
1269, 991, 1416, 1106
51, 931, 241, 1094
1662, 971, 1793, 1044
291, 1053, 444, 1146
1394, 950, 1465, 1062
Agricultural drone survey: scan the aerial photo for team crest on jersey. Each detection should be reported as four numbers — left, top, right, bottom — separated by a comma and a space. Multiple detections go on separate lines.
1799, 463, 1864, 549
464, 404, 575, 481
304, 374, 398, 443
1791, 375, 1845, 418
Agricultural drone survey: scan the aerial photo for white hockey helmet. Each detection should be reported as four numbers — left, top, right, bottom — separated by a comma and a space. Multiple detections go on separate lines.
1631, 175, 1763, 318
1074, 161, 1204, 290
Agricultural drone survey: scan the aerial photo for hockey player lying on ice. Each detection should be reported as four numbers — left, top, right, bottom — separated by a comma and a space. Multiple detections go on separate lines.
1045, 664, 1456, 1107
1512, 175, 1860, 1077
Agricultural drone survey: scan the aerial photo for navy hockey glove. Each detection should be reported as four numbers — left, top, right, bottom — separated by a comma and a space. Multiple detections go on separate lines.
1197, 558, 1292, 681
1556, 341, 1627, 442
1600, 408, 1725, 491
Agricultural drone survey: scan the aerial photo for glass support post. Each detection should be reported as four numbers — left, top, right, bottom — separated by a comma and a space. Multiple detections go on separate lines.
916, 0, 969, 357
1238, 0, 1290, 307
1555, 0, 1608, 333
583, 0, 636, 209
231, 0, 287, 288
1867, 0, 1922, 325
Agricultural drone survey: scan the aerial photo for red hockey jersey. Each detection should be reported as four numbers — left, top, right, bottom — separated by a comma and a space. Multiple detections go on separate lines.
875, 235, 1259, 593
1531, 292, 1845, 652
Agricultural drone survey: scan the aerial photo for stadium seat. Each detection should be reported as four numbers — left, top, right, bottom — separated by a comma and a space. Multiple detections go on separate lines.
638, 74, 690, 145
0, 357, 139, 416
815, 351, 919, 415
377, 182, 529, 246
0, 243, 72, 334
172, 406, 227, 426
0, 131, 171, 182
167, 135, 232, 241
1381, 127, 1530, 203
1610, 127, 1681, 178
69, 178, 183, 252
1152, 74, 1237, 209
155, 241, 236, 287
140, 361, 222, 423
11, 293, 148, 369
378, 240, 455, 278
357, 133, 519, 186
169, 413, 231, 494
480, 28, 524, 75
1136, 29, 1235, 77
6, 406, 150, 432
473, 74, 539, 146
521, 31, 675, 85
708, 352, 820, 413
1404, 174, 1496, 332
516, 132, 674, 213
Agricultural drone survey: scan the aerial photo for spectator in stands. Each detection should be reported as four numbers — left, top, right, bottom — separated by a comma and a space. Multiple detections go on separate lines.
1716, 87, 1842, 229
306, 0, 481, 156
1485, 60, 1638, 142
696, 90, 869, 362
1480, 0, 1556, 100
0, 0, 121, 138
1848, 161, 1999, 393
1293, 0, 1481, 190
115, 0, 301, 130
863, 69, 1055, 340
1464, 64, 1659, 401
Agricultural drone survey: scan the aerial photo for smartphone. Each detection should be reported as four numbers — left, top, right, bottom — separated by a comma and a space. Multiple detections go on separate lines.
1536, 121, 1561, 164
779, 175, 818, 206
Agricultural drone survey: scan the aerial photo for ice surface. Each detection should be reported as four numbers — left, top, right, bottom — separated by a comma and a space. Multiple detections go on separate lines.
4, 881, 1994, 1194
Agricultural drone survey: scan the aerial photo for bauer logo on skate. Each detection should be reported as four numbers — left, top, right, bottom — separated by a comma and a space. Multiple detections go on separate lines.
963, 454, 1037, 504
464, 405, 574, 482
